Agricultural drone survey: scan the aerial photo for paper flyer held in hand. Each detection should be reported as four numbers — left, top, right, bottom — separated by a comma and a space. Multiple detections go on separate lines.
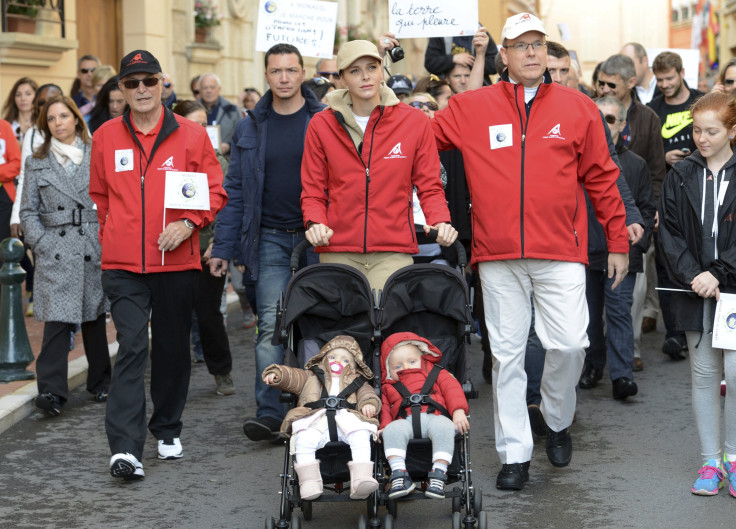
163, 172, 210, 211
712, 293, 736, 350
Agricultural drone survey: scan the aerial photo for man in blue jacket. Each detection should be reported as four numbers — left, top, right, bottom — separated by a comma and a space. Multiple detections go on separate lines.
209, 43, 325, 442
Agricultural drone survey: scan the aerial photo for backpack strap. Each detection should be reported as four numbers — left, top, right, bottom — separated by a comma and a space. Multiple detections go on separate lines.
304, 367, 367, 442
391, 364, 452, 439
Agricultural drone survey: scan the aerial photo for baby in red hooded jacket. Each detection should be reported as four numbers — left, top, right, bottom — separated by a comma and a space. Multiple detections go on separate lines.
379, 332, 470, 500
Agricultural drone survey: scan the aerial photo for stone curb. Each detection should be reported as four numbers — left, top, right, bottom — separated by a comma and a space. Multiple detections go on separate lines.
0, 291, 240, 435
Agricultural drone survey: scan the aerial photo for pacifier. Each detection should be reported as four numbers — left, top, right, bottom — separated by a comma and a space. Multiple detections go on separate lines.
329, 362, 344, 375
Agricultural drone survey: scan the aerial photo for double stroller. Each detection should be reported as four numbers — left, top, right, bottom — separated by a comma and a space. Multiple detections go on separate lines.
265, 240, 485, 529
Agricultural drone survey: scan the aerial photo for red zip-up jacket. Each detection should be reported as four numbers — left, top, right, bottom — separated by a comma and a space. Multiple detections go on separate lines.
90, 106, 227, 273
431, 75, 628, 266
379, 332, 468, 430
0, 119, 20, 202
301, 87, 450, 254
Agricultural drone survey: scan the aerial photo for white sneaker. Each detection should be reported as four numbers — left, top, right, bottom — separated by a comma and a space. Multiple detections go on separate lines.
158, 438, 183, 460
110, 453, 144, 480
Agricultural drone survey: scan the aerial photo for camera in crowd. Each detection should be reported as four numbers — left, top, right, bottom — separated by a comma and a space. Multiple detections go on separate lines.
389, 45, 405, 62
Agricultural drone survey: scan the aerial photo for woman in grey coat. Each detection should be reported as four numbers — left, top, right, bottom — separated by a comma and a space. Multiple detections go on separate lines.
20, 94, 110, 416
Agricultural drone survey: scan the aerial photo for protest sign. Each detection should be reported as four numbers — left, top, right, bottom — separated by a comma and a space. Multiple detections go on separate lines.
388, 0, 478, 39
255, 0, 338, 58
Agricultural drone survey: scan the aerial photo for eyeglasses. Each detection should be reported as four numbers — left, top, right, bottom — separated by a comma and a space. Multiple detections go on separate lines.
409, 100, 439, 111
504, 41, 546, 53
122, 77, 160, 89
725, 79, 736, 86
597, 79, 617, 90
604, 114, 621, 125
80, 67, 96, 74
318, 71, 340, 80
163, 82, 171, 88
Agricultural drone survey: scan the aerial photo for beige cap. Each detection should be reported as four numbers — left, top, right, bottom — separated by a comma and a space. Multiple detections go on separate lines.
501, 13, 547, 41
336, 40, 383, 72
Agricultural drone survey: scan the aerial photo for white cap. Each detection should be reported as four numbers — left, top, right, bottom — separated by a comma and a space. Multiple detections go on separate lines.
501, 13, 548, 41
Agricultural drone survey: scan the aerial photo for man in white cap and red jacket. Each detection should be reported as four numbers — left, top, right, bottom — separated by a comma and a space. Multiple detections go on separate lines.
430, 13, 629, 490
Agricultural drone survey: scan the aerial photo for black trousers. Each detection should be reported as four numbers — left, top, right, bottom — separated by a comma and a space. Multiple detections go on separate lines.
102, 269, 196, 460
193, 264, 232, 375
35, 313, 110, 404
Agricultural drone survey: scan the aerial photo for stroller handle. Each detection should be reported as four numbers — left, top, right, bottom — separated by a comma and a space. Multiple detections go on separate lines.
290, 239, 314, 272
426, 228, 468, 269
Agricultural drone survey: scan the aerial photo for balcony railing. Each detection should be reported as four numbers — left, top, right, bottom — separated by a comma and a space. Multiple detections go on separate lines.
1, 0, 66, 38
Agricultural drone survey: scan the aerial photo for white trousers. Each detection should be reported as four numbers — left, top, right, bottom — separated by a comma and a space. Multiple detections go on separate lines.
479, 259, 588, 464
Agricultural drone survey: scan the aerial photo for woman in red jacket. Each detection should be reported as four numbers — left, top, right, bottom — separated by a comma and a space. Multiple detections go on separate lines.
301, 40, 457, 291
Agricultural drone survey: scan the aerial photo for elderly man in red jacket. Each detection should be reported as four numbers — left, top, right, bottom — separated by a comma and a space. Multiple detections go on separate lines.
431, 13, 629, 490
90, 49, 227, 481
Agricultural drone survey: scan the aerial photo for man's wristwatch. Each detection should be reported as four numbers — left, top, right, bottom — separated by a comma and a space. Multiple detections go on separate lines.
183, 219, 195, 230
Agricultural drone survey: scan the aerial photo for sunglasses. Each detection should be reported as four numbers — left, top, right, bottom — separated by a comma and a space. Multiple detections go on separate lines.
80, 67, 96, 74
163, 82, 171, 88
122, 77, 160, 89
597, 79, 617, 90
725, 79, 736, 86
604, 114, 620, 125
409, 100, 439, 111
318, 71, 340, 79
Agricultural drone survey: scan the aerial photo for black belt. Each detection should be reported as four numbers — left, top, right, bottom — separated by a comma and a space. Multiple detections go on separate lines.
264, 226, 305, 233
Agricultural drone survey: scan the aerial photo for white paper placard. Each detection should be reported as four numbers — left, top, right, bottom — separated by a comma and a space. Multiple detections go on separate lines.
712, 293, 736, 350
163, 171, 210, 211
206, 125, 221, 153
255, 0, 338, 58
388, 0, 478, 39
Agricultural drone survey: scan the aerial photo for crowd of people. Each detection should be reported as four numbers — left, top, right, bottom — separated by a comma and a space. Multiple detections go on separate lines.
2, 10, 736, 500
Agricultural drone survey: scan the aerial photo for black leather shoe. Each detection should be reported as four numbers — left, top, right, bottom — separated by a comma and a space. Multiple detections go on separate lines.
546, 427, 572, 467
662, 336, 687, 360
35, 393, 62, 417
612, 377, 638, 400
243, 416, 282, 442
578, 366, 603, 389
496, 462, 530, 490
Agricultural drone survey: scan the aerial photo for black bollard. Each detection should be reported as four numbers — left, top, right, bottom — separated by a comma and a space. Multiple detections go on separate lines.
0, 238, 35, 382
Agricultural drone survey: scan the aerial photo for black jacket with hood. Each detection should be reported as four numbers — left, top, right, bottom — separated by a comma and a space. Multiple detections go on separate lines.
658, 150, 736, 332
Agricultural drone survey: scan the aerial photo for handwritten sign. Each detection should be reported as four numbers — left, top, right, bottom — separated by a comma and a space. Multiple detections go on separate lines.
255, 0, 338, 58
388, 0, 478, 39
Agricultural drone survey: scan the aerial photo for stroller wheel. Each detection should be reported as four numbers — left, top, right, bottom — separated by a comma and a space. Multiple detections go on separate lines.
357, 514, 368, 529
478, 511, 488, 529
301, 500, 312, 521
472, 487, 483, 515
451, 487, 461, 513
451, 512, 461, 529
366, 491, 377, 519
264, 516, 275, 529
383, 513, 394, 529
290, 514, 302, 529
